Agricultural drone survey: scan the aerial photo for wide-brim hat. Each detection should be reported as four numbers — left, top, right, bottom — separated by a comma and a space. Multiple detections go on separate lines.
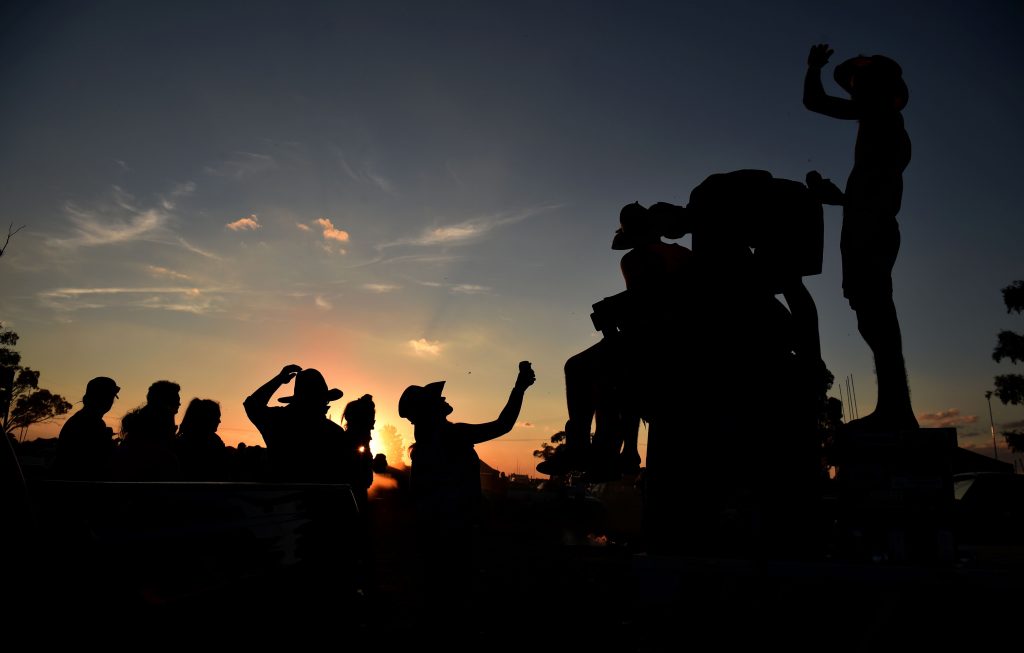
398, 381, 445, 420
278, 368, 343, 404
834, 54, 908, 110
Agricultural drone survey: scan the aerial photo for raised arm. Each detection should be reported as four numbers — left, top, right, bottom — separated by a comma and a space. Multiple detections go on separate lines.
803, 44, 859, 120
243, 364, 301, 426
456, 363, 536, 445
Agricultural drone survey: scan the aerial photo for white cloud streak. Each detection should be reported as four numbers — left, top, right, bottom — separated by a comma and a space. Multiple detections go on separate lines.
379, 203, 562, 249
54, 203, 167, 247
363, 283, 400, 293
146, 266, 192, 281
450, 284, 491, 295
39, 286, 224, 315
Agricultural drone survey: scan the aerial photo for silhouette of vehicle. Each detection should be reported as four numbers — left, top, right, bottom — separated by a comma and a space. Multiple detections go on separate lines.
953, 472, 1024, 548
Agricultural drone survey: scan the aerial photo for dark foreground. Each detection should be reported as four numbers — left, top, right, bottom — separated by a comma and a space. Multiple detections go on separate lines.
5, 476, 1021, 651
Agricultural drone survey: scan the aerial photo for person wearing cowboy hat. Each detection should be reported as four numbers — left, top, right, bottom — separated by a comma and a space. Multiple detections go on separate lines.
804, 43, 918, 432
54, 376, 120, 480
244, 364, 349, 482
399, 362, 535, 617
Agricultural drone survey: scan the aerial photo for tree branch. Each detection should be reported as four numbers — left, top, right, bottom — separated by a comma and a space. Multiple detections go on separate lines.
0, 223, 26, 258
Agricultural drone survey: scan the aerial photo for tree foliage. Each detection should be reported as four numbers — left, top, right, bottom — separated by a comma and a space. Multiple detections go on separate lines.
0, 324, 72, 440
1004, 431, 1024, 454
993, 281, 1024, 408
533, 431, 566, 461
992, 281, 1024, 452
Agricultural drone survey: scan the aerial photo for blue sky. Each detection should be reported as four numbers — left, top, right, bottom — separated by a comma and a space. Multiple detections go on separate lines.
2, 0, 1022, 472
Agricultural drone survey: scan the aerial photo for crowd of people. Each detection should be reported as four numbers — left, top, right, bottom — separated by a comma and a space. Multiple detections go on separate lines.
36, 40, 916, 582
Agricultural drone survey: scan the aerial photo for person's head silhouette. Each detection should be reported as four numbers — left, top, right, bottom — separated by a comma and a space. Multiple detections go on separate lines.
343, 394, 375, 432
178, 398, 221, 436
398, 381, 450, 425
834, 54, 908, 111
613, 202, 663, 250
146, 380, 181, 417
82, 376, 119, 415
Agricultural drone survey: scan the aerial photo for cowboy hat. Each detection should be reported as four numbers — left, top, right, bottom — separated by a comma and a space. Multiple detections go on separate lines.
278, 368, 343, 404
398, 381, 445, 421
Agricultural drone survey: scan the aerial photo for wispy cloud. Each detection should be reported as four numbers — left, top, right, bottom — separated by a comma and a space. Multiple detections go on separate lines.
917, 408, 979, 429
160, 181, 196, 210
204, 152, 277, 180
177, 237, 223, 260
363, 283, 400, 293
380, 204, 561, 249
408, 338, 442, 357
314, 217, 350, 243
39, 286, 223, 315
296, 223, 311, 232
338, 156, 397, 195
226, 214, 261, 231
49, 185, 222, 262
450, 284, 491, 295
314, 295, 332, 310
53, 202, 168, 248
146, 265, 192, 281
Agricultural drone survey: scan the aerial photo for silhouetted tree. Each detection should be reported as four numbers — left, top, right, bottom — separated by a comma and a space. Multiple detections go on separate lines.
533, 430, 566, 462
993, 280, 1024, 450
0, 223, 25, 258
375, 423, 409, 468
0, 325, 72, 441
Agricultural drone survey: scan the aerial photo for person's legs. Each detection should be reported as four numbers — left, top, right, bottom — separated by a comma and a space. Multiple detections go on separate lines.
537, 343, 604, 475
853, 296, 917, 430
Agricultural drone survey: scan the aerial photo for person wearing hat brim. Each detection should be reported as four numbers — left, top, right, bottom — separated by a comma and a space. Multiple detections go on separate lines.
400, 363, 535, 612
803, 43, 918, 432
54, 376, 120, 480
243, 364, 349, 482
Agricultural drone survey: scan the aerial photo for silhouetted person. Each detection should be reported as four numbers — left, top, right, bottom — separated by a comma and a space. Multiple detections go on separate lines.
651, 169, 826, 369
539, 204, 691, 480
113, 380, 182, 481
53, 376, 119, 480
342, 394, 376, 508
243, 365, 346, 482
400, 362, 535, 615
175, 398, 229, 481
804, 43, 917, 431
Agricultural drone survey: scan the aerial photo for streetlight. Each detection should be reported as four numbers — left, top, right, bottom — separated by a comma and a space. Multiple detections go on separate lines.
985, 390, 998, 461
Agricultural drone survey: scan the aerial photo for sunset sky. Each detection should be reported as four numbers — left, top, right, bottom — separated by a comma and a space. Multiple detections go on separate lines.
2, 0, 1022, 473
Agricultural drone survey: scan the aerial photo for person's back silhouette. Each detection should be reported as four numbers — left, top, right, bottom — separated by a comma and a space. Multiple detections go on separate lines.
54, 376, 119, 480
175, 397, 229, 481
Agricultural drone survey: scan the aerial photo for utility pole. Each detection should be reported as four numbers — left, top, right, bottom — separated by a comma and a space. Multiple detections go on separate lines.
985, 390, 998, 461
